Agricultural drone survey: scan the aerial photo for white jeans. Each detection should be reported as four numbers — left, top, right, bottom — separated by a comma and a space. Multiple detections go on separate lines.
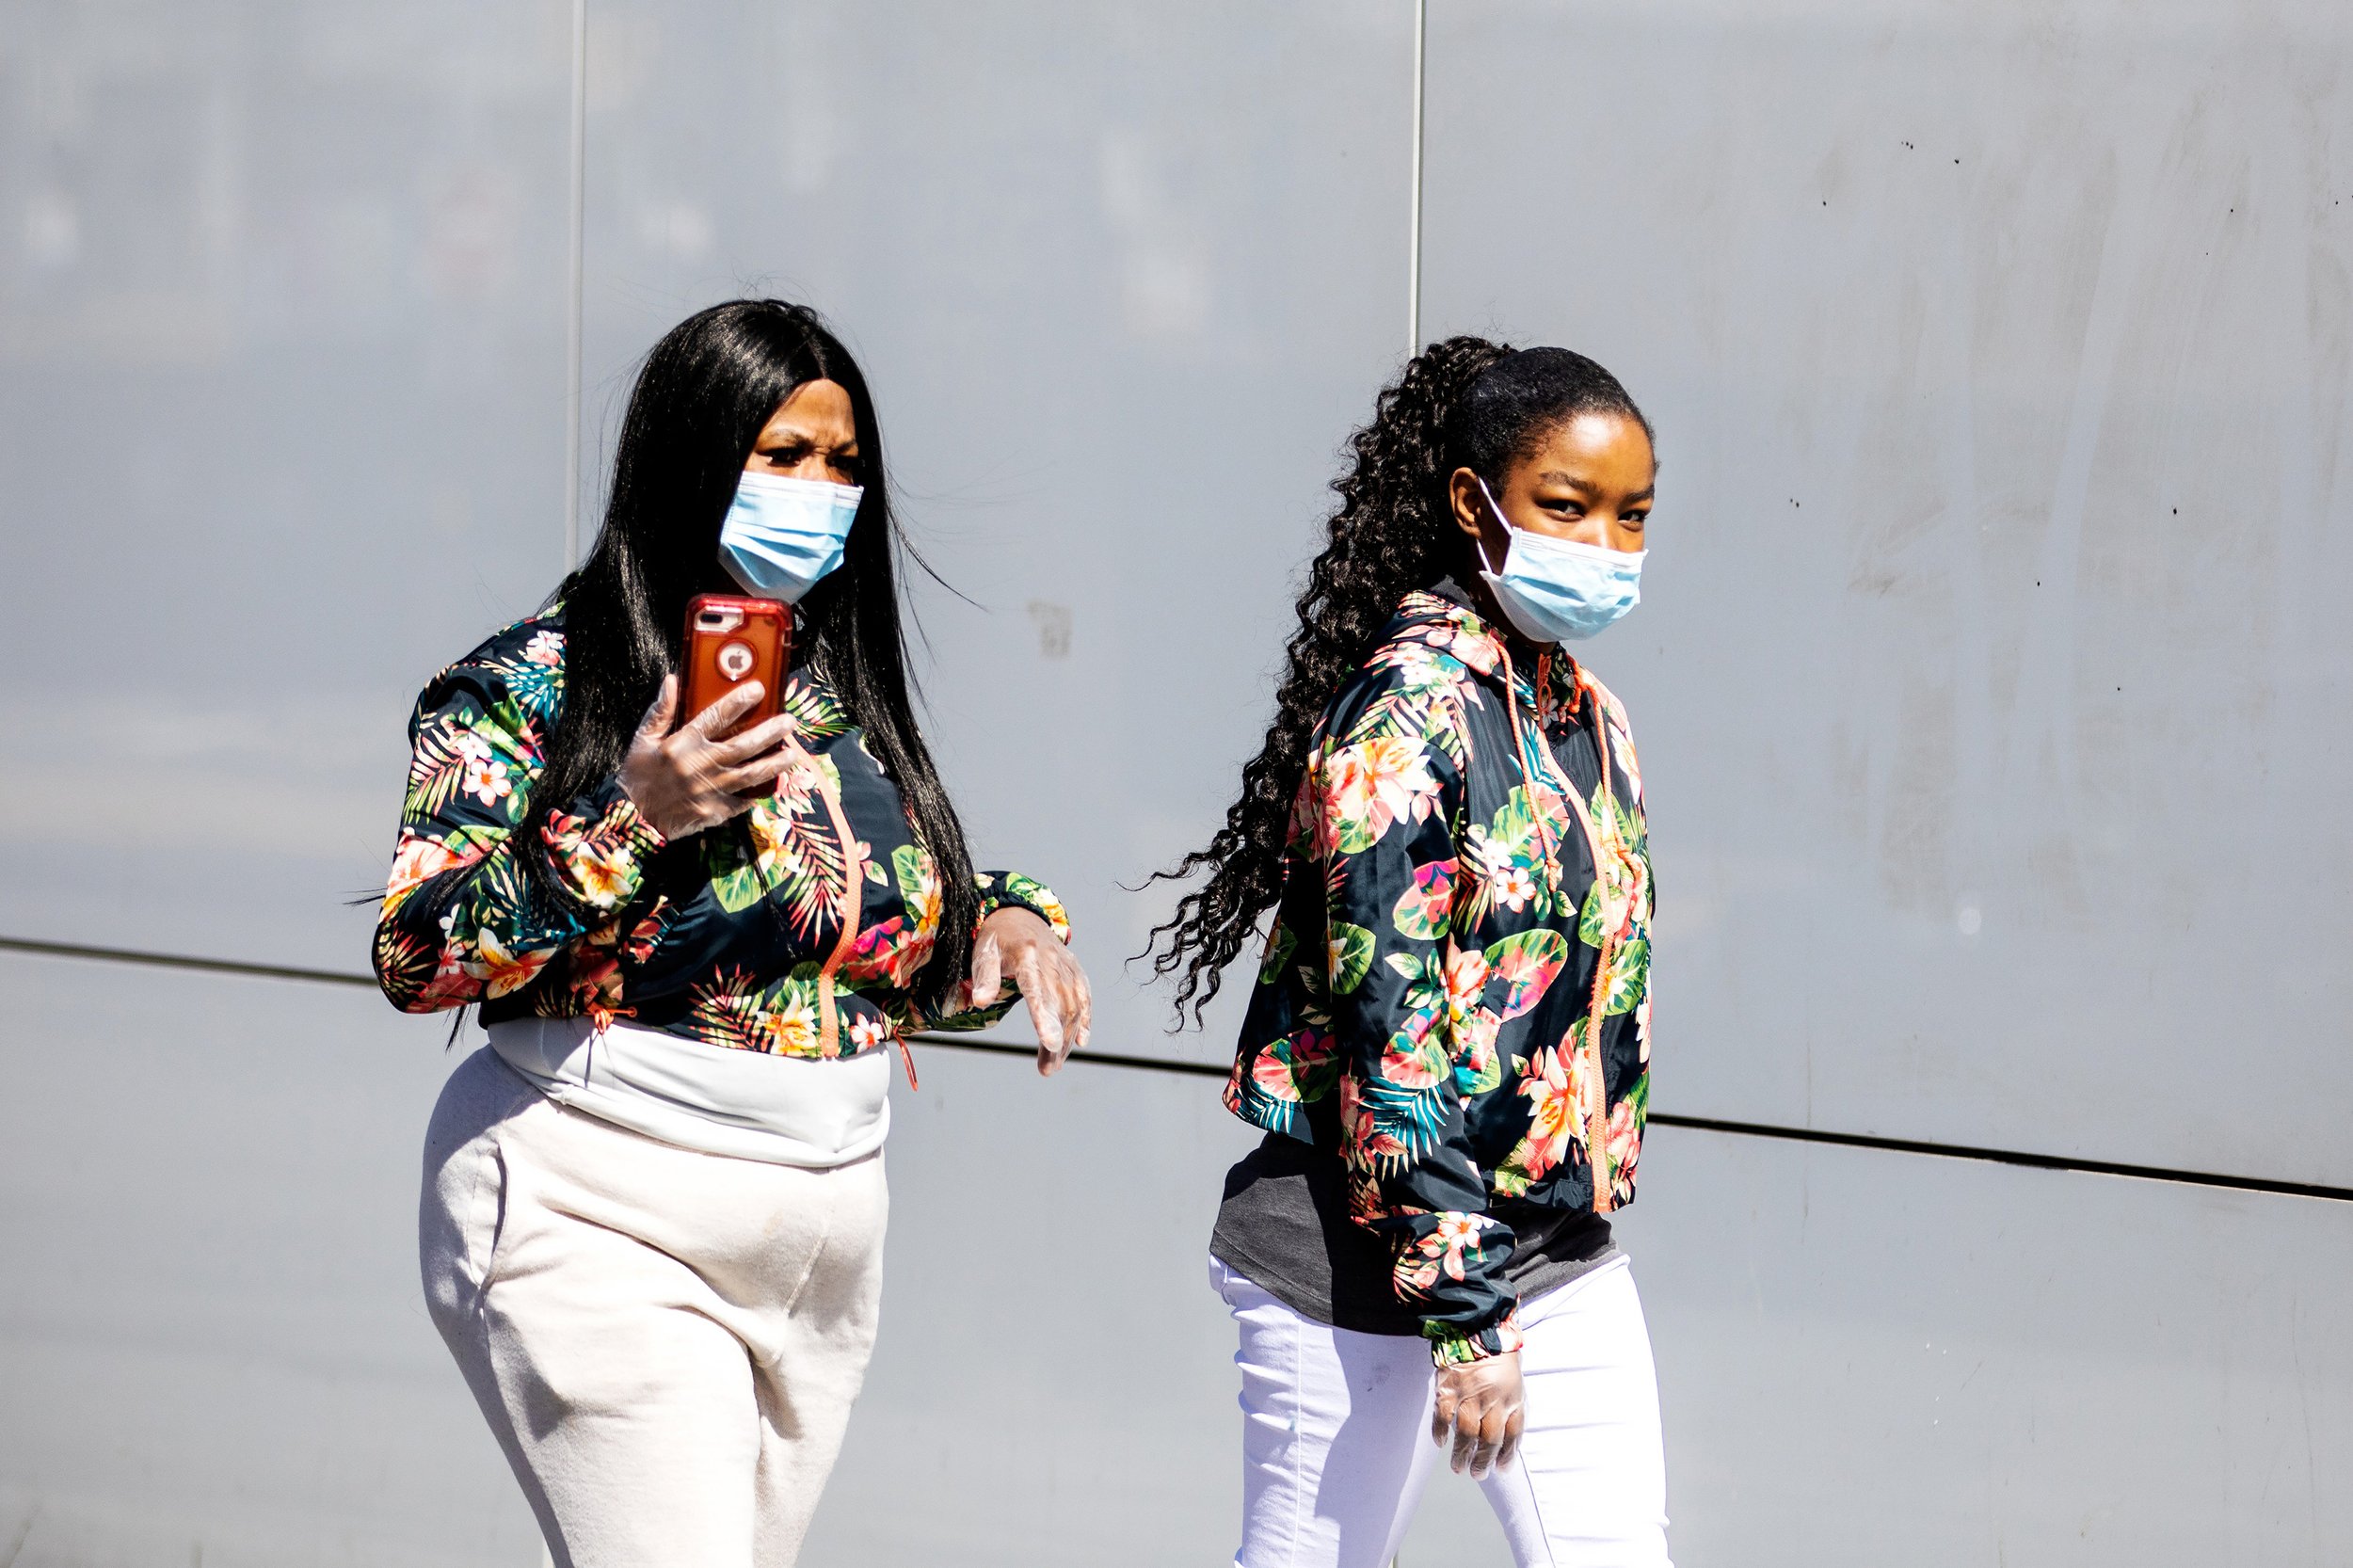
421, 1049, 888, 1568
1212, 1253, 1672, 1568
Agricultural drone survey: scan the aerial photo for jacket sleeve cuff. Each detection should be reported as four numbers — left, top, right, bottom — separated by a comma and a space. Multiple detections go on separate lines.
974, 871, 1072, 945
1425, 1314, 1525, 1368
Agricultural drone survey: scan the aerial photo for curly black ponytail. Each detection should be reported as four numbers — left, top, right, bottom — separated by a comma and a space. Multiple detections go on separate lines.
1142, 336, 1514, 1022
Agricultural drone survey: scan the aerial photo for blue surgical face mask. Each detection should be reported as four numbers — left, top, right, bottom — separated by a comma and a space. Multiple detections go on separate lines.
1474, 479, 1645, 643
716, 472, 864, 602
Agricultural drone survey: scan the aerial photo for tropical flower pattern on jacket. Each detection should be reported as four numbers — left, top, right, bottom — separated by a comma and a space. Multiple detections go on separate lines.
1228, 585, 1653, 1367
374, 609, 1070, 1063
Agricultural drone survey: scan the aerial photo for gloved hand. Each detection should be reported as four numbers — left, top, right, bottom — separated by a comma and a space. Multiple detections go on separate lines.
968, 907, 1093, 1075
1432, 1350, 1525, 1477
617, 675, 794, 839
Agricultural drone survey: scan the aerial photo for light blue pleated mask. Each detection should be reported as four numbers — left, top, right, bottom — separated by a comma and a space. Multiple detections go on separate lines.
716, 472, 864, 603
1474, 480, 1645, 643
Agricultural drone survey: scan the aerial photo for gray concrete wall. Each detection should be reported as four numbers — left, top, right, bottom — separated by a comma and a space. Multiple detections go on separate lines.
2, 1, 2348, 1563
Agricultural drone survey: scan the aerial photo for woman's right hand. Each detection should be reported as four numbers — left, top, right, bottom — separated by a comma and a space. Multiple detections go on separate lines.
618, 675, 796, 840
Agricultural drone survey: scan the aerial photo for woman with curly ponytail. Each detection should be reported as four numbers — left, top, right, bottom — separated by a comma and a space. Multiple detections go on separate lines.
1157, 339, 1673, 1565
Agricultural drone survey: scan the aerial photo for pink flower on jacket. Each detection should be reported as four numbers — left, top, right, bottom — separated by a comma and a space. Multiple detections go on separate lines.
415, 947, 480, 1009
1419, 1212, 1491, 1282
1514, 1044, 1578, 1186
1490, 861, 1538, 914
464, 929, 549, 999
1605, 1098, 1641, 1202
1443, 946, 1491, 1028
1321, 735, 1441, 852
384, 831, 475, 916
848, 1012, 891, 1053
460, 756, 511, 807
845, 918, 909, 984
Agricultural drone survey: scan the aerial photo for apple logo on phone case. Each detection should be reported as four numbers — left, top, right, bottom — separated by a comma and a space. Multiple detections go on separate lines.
716, 641, 756, 682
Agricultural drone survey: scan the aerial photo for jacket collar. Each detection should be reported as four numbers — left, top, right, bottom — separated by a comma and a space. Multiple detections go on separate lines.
1397, 581, 1589, 723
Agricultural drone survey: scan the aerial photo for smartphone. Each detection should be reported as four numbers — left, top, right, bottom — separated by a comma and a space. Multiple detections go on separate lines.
681, 594, 791, 733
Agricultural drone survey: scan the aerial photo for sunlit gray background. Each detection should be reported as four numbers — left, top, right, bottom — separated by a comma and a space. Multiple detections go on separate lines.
3, 0, 2350, 1563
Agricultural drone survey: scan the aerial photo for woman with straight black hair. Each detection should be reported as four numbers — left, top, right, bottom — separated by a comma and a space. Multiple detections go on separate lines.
374, 299, 1090, 1568
1150, 338, 1671, 1566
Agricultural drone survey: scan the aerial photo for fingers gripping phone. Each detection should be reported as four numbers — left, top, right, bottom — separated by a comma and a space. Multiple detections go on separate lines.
682, 594, 791, 732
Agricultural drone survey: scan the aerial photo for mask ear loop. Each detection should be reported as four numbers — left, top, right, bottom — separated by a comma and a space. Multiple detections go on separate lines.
1474, 477, 1517, 578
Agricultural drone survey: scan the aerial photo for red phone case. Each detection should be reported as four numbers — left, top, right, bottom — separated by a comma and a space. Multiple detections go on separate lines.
682, 594, 791, 731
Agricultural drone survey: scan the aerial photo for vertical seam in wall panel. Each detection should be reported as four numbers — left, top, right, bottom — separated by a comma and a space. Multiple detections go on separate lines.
564, 0, 588, 570
1408, 0, 1426, 356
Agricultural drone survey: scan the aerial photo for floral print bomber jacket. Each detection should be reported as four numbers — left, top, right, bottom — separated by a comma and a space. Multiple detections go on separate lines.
373, 609, 1068, 1064
1228, 585, 1654, 1367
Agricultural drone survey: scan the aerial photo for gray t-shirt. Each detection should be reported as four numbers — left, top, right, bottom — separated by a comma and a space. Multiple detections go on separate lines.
1210, 1133, 1619, 1336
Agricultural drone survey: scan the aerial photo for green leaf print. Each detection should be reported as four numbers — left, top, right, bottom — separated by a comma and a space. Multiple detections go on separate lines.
1391, 859, 1458, 940
703, 829, 772, 914
1602, 936, 1648, 1016
892, 843, 929, 904
1328, 921, 1375, 995
1259, 923, 1300, 985
1391, 948, 1446, 1014
1481, 929, 1569, 1020
1456, 1034, 1507, 1097
1579, 882, 1610, 949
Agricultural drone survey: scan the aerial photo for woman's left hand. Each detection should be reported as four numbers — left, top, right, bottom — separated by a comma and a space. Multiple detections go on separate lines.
969, 908, 1092, 1076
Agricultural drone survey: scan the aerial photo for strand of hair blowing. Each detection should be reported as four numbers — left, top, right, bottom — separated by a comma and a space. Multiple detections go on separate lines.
1144, 336, 1512, 1024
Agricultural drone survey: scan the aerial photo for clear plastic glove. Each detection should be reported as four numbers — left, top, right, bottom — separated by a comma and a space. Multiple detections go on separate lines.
1432, 1350, 1525, 1478
968, 907, 1093, 1076
617, 675, 795, 840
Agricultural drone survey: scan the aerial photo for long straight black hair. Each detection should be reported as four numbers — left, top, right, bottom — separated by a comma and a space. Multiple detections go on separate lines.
521, 299, 980, 1006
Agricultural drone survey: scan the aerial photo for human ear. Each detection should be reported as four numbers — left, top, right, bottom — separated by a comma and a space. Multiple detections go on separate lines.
1448, 467, 1489, 539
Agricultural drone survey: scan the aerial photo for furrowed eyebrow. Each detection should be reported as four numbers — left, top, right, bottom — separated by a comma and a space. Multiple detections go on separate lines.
758, 426, 860, 458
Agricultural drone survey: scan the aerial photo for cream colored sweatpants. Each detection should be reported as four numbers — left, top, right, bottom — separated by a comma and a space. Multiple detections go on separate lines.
420, 1048, 888, 1568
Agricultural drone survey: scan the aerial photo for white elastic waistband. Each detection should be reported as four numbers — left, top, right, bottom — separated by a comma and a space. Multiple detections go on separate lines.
487, 1016, 891, 1168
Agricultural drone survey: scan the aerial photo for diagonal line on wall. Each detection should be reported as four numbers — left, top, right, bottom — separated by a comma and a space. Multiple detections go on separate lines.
3, 933, 2346, 1204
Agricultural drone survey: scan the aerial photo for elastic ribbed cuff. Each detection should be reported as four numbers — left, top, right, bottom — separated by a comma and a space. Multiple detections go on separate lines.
1425, 1314, 1525, 1368
974, 871, 1072, 945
